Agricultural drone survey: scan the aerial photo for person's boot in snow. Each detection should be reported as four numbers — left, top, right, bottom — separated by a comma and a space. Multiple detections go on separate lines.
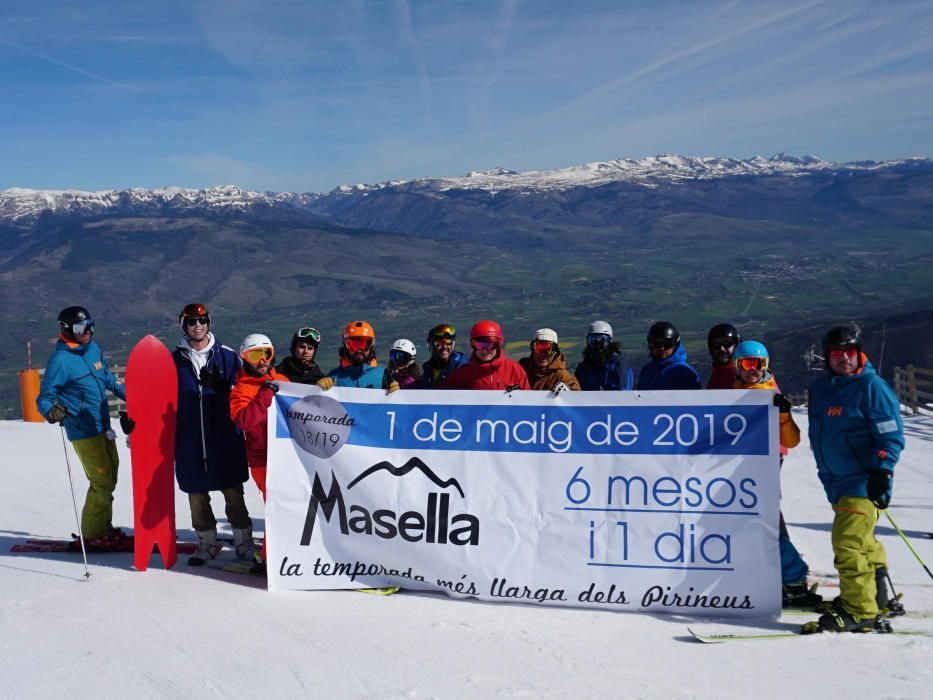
188, 528, 222, 566
234, 526, 260, 563
782, 580, 823, 609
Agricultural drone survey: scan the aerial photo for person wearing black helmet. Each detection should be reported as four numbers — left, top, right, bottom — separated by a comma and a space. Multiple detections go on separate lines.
276, 326, 325, 384
419, 323, 468, 389
706, 323, 742, 389
36, 306, 129, 547
637, 321, 701, 390
807, 323, 906, 633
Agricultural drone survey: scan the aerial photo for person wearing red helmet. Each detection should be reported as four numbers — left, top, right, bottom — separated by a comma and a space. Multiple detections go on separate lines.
440, 320, 529, 390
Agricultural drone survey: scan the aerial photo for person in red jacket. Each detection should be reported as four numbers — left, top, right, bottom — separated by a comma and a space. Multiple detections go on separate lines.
706, 323, 742, 389
440, 320, 529, 391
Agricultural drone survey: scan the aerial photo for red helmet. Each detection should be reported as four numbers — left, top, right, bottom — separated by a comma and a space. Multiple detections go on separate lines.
470, 320, 503, 343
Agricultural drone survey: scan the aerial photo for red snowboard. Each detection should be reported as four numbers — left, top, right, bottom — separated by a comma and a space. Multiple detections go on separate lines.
126, 335, 179, 570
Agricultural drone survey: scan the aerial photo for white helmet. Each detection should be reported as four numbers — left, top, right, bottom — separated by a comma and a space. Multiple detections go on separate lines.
588, 320, 613, 338
240, 333, 274, 357
390, 338, 417, 366
533, 328, 559, 345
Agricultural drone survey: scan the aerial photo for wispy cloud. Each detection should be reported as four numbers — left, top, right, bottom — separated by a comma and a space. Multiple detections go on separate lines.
0, 38, 139, 91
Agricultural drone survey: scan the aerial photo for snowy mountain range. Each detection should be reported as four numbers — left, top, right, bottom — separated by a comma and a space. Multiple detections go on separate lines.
2, 154, 929, 225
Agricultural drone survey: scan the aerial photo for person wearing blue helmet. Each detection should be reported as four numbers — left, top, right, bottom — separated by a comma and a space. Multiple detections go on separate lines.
733, 340, 818, 609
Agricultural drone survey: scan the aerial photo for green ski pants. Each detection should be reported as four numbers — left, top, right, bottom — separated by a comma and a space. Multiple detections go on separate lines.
832, 495, 887, 618
71, 432, 120, 539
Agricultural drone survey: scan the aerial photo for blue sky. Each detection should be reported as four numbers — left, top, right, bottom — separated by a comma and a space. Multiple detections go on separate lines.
1, 0, 931, 192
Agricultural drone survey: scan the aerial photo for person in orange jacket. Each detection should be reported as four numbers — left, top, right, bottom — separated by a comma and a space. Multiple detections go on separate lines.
733, 340, 819, 609
440, 320, 529, 391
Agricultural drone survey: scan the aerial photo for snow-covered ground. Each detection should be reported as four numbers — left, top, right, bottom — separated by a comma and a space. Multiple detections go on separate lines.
2, 410, 932, 699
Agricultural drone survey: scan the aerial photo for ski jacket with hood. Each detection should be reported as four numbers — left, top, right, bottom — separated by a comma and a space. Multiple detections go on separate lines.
733, 372, 799, 455
37, 336, 125, 441
440, 352, 530, 390
519, 353, 581, 391
172, 336, 248, 494
637, 344, 702, 390
419, 351, 469, 389
574, 353, 633, 391
808, 356, 904, 505
276, 355, 325, 384
229, 367, 290, 469
327, 362, 386, 389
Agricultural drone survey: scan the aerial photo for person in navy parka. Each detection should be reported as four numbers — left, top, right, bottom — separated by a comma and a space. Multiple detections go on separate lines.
575, 320, 634, 391
637, 321, 702, 390
172, 303, 253, 565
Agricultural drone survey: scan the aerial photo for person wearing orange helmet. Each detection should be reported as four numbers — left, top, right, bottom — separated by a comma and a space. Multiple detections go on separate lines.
317, 321, 391, 390
440, 320, 529, 390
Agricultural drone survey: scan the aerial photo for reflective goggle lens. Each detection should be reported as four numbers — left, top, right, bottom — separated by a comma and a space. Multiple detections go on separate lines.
533, 340, 555, 354
389, 350, 412, 365
243, 347, 274, 363
430, 325, 456, 341
184, 317, 209, 327
346, 337, 373, 352
587, 333, 610, 347
829, 347, 858, 360
432, 338, 454, 349
471, 338, 498, 351
72, 320, 94, 335
297, 327, 321, 343
737, 356, 768, 372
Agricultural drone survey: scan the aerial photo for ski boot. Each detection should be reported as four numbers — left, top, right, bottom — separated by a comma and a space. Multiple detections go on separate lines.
801, 598, 892, 634
782, 580, 824, 610
875, 566, 906, 617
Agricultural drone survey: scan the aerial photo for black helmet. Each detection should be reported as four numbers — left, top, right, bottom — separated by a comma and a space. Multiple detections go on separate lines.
57, 306, 93, 340
822, 323, 862, 369
648, 321, 679, 342
707, 323, 742, 347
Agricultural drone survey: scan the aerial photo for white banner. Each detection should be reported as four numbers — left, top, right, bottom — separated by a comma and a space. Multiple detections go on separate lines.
267, 386, 781, 617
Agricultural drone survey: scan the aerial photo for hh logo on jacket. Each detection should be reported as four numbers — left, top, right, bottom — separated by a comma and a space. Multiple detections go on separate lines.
826, 406, 843, 417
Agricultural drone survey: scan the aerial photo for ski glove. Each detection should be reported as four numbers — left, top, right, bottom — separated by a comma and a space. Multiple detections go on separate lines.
773, 393, 792, 413
47, 403, 68, 424
505, 384, 522, 393
118, 411, 135, 435
552, 381, 570, 395
262, 381, 280, 394
867, 469, 893, 509
386, 380, 400, 395
199, 365, 230, 394
316, 377, 336, 391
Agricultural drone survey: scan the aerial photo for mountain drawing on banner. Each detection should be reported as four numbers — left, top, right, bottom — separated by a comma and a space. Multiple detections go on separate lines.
347, 458, 465, 498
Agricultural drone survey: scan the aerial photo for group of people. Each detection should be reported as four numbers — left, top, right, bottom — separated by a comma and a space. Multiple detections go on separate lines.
36, 305, 905, 634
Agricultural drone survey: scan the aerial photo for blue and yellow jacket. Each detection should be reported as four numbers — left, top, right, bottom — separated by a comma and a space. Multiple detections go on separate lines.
807, 357, 904, 504
327, 362, 386, 389
37, 336, 126, 441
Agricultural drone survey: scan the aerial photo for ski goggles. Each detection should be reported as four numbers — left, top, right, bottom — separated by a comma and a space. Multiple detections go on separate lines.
829, 347, 858, 360
242, 347, 274, 364
296, 327, 321, 344
586, 333, 611, 348
183, 316, 209, 327
649, 338, 675, 350
471, 337, 499, 352
72, 319, 95, 335
737, 356, 768, 372
532, 340, 556, 354
389, 350, 413, 365
345, 337, 373, 352
429, 325, 456, 341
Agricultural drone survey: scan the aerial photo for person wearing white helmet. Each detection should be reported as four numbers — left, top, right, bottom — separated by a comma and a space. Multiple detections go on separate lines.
386, 338, 422, 389
519, 328, 581, 394
229, 333, 290, 564
574, 320, 634, 391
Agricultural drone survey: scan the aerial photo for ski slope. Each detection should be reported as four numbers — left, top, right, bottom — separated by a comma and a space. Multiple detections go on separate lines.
2, 410, 932, 699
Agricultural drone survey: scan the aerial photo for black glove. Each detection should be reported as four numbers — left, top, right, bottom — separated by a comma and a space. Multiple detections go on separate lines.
199, 365, 230, 394
47, 402, 68, 424
773, 393, 792, 413
867, 469, 893, 509
505, 384, 522, 393
263, 381, 280, 394
119, 411, 135, 435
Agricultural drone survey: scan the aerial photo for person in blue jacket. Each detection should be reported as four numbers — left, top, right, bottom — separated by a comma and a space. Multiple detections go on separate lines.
575, 320, 633, 391
807, 323, 905, 633
637, 321, 701, 390
419, 323, 468, 388
318, 320, 394, 391
172, 303, 254, 565
36, 306, 129, 545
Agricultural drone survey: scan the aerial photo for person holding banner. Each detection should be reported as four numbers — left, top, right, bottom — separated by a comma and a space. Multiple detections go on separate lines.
440, 320, 529, 390
519, 328, 580, 393
574, 320, 633, 391
637, 321, 701, 390
418, 324, 468, 389
706, 322, 742, 389
386, 339, 422, 389
276, 327, 325, 384
732, 340, 820, 609
808, 323, 905, 633
317, 321, 395, 391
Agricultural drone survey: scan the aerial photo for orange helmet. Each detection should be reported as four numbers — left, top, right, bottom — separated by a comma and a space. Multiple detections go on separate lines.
343, 320, 375, 340
470, 320, 503, 343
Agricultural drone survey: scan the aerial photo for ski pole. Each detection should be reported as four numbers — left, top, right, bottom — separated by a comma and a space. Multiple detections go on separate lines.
60, 425, 91, 580
884, 510, 933, 582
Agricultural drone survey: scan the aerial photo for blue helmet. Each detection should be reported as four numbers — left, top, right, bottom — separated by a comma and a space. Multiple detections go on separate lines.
733, 340, 768, 360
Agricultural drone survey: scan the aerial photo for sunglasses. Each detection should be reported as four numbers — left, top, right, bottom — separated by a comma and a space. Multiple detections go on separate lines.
432, 338, 454, 349
72, 320, 95, 335
184, 317, 209, 327
296, 327, 321, 343
242, 347, 274, 364
471, 338, 499, 351
586, 333, 611, 347
709, 339, 736, 350
533, 340, 556, 354
737, 356, 768, 372
650, 338, 675, 350
829, 347, 858, 360
345, 337, 373, 352
389, 350, 413, 365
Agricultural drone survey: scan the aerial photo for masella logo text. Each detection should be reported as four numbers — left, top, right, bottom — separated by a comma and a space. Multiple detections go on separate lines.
299, 458, 479, 546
